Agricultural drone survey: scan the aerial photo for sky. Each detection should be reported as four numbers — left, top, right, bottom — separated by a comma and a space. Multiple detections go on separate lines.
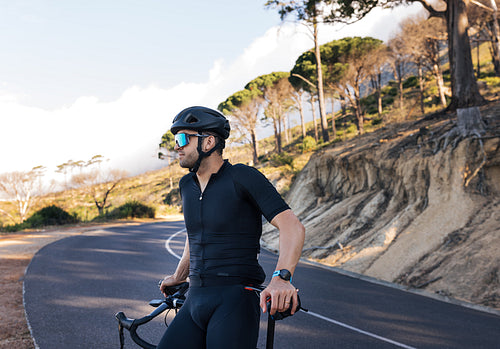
0, 0, 423, 185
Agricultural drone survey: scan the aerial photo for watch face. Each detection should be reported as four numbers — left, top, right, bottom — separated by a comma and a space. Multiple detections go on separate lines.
280, 269, 291, 281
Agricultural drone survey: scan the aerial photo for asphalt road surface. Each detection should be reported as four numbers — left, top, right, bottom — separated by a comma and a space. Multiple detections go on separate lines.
24, 221, 500, 348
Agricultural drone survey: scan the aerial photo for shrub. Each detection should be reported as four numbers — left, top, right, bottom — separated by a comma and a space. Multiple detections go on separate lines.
163, 188, 181, 206
299, 136, 317, 153
382, 85, 398, 96
1, 205, 79, 232
109, 200, 155, 219
271, 152, 295, 169
24, 205, 79, 228
403, 75, 418, 89
482, 76, 500, 87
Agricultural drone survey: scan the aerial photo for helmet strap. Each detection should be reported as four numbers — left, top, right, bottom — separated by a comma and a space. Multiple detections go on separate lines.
189, 136, 222, 173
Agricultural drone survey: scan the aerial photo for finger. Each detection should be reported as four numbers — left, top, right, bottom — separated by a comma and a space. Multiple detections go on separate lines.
290, 291, 299, 315
260, 292, 269, 313
270, 294, 279, 315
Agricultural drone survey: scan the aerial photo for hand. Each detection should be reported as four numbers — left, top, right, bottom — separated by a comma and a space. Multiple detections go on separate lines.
259, 277, 299, 316
159, 275, 186, 297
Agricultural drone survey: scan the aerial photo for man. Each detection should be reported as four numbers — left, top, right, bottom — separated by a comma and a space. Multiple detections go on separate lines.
158, 106, 305, 349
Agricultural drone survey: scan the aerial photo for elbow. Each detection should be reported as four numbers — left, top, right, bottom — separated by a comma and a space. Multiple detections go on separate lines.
295, 219, 305, 244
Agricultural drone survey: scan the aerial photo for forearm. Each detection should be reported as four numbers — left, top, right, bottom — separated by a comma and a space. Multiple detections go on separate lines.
261, 209, 305, 315
163, 236, 190, 285
173, 236, 190, 281
173, 251, 190, 281
271, 209, 305, 276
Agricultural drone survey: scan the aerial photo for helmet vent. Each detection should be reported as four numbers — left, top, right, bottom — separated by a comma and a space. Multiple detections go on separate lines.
185, 114, 199, 124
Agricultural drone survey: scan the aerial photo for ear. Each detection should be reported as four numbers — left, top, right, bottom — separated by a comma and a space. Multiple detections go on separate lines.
204, 135, 216, 152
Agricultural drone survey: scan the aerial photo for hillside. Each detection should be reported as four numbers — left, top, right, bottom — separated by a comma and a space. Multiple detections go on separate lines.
262, 101, 500, 310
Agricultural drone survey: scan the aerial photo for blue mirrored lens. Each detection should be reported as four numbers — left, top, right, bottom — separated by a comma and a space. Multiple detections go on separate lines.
174, 133, 189, 147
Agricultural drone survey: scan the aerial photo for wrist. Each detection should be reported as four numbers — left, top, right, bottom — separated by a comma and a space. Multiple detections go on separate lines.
272, 269, 292, 282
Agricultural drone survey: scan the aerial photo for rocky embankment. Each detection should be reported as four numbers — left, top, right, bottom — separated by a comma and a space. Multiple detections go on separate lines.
262, 104, 500, 310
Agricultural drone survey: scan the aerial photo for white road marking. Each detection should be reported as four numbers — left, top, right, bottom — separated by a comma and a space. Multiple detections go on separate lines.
303, 310, 417, 349
165, 229, 185, 260
165, 229, 417, 349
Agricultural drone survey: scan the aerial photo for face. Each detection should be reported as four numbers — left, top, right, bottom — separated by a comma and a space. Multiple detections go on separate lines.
174, 130, 200, 169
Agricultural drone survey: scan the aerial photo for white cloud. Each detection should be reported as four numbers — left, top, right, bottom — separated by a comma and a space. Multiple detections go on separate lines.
0, 4, 423, 182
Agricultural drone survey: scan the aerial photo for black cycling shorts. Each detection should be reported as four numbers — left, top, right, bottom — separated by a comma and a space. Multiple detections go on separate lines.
157, 284, 260, 349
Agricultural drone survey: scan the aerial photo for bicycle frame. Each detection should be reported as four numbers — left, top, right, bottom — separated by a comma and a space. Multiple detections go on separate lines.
115, 282, 305, 349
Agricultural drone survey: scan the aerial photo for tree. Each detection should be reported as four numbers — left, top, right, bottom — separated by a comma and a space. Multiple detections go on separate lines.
245, 72, 295, 153
398, 14, 448, 111
468, 0, 500, 76
158, 131, 177, 165
289, 49, 324, 141
0, 166, 45, 223
366, 45, 388, 118
387, 34, 411, 115
218, 89, 263, 165
71, 156, 127, 216
423, 17, 449, 107
266, 0, 331, 142
327, 0, 487, 136
322, 37, 383, 134
290, 88, 308, 138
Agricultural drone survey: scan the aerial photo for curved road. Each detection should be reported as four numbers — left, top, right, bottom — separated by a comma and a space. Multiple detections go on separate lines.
24, 221, 500, 348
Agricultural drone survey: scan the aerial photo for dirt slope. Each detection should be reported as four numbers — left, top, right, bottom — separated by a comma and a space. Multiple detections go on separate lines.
262, 103, 500, 310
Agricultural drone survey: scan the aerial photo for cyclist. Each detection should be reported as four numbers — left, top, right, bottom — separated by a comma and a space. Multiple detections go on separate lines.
158, 106, 305, 349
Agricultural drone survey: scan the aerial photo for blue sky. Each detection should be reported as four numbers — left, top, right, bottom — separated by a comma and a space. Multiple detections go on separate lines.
0, 1, 422, 182
0, 0, 281, 108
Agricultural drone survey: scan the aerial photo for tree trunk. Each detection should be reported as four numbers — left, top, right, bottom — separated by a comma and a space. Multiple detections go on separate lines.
432, 57, 447, 107
310, 97, 319, 142
96, 200, 105, 216
250, 129, 259, 165
341, 95, 346, 116
330, 95, 337, 136
354, 88, 364, 134
446, 0, 486, 121
371, 73, 383, 117
298, 97, 306, 138
278, 116, 285, 148
488, 0, 500, 76
273, 118, 282, 153
418, 63, 425, 114
397, 63, 405, 114
376, 73, 383, 117
313, 21, 330, 142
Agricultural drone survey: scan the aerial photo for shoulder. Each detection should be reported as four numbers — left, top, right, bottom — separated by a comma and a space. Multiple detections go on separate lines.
230, 163, 267, 179
228, 163, 275, 193
179, 173, 194, 187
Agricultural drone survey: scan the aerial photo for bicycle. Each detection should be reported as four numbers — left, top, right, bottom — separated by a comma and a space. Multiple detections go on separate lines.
115, 282, 306, 349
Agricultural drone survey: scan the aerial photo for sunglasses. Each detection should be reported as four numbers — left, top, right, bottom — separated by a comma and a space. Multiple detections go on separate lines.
174, 133, 208, 148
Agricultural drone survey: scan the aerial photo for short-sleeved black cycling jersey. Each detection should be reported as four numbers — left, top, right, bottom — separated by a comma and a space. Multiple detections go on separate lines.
179, 160, 290, 286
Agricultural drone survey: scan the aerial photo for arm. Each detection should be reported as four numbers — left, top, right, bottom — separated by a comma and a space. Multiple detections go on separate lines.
260, 209, 305, 315
160, 235, 190, 296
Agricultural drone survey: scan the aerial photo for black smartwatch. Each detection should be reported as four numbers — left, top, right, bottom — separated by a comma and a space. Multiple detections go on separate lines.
272, 269, 292, 282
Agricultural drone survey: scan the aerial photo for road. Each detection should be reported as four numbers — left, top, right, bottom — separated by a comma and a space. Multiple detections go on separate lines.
24, 221, 500, 348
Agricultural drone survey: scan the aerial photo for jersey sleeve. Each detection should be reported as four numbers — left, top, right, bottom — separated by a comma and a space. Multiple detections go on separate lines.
231, 164, 290, 223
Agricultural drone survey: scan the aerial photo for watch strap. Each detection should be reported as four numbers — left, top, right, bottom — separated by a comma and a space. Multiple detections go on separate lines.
272, 269, 292, 282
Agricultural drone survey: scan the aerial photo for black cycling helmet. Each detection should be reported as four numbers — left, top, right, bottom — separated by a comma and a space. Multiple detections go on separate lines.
171, 106, 230, 173
171, 106, 230, 139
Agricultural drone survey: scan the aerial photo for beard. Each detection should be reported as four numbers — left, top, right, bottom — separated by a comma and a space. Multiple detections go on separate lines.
179, 151, 198, 169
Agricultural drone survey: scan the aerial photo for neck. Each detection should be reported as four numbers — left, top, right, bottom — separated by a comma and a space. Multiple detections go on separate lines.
196, 155, 224, 189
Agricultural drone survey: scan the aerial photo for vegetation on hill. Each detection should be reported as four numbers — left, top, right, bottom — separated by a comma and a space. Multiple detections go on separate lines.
2, 12, 500, 232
